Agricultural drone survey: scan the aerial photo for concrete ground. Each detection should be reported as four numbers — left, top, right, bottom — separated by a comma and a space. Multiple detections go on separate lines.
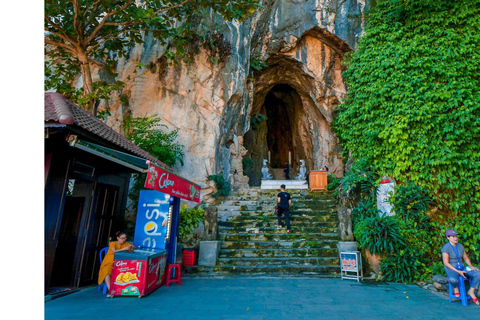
45, 276, 479, 320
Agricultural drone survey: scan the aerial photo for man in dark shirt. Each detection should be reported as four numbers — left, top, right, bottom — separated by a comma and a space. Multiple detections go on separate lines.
284, 161, 290, 180
277, 184, 292, 233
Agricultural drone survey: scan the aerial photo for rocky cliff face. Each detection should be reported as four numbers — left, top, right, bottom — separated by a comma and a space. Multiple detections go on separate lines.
102, 0, 368, 201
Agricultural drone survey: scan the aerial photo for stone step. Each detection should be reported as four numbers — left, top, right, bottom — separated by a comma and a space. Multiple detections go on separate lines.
217, 256, 339, 266
219, 225, 338, 234
221, 240, 339, 249
183, 264, 340, 276
219, 232, 340, 242
219, 220, 338, 228
218, 247, 338, 258
230, 215, 338, 223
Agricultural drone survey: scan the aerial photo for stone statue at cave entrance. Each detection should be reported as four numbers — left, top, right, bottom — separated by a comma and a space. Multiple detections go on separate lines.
261, 159, 273, 180
228, 136, 249, 190
295, 159, 306, 180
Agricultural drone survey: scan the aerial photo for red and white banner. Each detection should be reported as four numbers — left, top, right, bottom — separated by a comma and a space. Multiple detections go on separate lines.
144, 162, 201, 203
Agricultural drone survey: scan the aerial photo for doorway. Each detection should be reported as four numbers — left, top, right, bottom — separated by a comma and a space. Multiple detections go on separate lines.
49, 179, 93, 290
48, 179, 119, 291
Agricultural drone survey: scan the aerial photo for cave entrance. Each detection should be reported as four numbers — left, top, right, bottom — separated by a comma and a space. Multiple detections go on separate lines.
244, 83, 312, 185
265, 84, 295, 168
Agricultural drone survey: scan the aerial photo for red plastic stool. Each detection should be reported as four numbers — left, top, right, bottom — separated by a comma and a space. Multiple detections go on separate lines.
165, 264, 181, 287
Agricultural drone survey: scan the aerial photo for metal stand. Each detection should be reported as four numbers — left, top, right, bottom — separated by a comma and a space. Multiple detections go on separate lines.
339, 251, 363, 282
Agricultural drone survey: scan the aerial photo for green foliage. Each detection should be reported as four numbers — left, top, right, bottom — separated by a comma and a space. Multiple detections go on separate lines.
326, 174, 341, 191
45, 0, 260, 112
390, 182, 432, 223
340, 158, 378, 198
353, 216, 405, 256
333, 0, 480, 235
123, 115, 184, 167
250, 56, 268, 71
381, 248, 426, 283
208, 172, 230, 198
178, 205, 205, 240
352, 197, 379, 221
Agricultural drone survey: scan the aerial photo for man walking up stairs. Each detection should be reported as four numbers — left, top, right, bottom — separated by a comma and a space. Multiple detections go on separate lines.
184, 187, 340, 277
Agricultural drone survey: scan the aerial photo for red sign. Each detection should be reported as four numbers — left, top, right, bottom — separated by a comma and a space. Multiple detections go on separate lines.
144, 162, 201, 203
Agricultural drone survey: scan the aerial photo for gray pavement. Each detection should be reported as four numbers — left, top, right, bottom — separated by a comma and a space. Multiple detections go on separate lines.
45, 276, 479, 320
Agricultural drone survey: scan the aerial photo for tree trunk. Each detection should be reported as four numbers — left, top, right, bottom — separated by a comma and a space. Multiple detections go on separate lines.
78, 50, 95, 114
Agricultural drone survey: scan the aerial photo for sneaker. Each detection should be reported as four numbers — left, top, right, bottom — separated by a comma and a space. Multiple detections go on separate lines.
106, 294, 113, 298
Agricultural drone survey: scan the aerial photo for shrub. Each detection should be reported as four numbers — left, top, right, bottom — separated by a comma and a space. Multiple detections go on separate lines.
208, 173, 230, 198
381, 248, 426, 283
340, 158, 378, 199
326, 174, 341, 191
352, 197, 379, 221
178, 205, 204, 240
123, 115, 184, 167
390, 182, 432, 222
354, 215, 405, 256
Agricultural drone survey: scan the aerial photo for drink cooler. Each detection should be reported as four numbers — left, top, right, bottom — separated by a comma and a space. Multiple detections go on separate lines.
110, 249, 167, 298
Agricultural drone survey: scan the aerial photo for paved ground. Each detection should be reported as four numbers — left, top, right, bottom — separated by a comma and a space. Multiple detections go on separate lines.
45, 276, 479, 320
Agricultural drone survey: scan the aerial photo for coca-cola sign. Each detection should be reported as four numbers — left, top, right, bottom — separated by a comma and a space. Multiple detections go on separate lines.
144, 162, 201, 203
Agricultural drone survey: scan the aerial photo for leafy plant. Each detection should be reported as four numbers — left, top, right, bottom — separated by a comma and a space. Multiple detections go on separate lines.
354, 216, 405, 256
352, 197, 379, 221
380, 248, 426, 284
390, 182, 432, 223
178, 205, 204, 240
123, 115, 184, 167
326, 174, 341, 191
250, 55, 268, 71
340, 158, 378, 198
208, 172, 230, 198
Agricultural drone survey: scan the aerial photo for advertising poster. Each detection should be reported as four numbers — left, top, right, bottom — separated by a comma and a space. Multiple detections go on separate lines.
110, 260, 145, 296
144, 163, 201, 203
134, 190, 171, 250
341, 252, 358, 271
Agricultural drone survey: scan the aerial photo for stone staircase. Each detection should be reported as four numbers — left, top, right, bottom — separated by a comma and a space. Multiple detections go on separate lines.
183, 187, 341, 277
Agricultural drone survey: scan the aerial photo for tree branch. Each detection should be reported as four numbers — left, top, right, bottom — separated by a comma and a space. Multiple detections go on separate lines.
45, 38, 76, 54
73, 0, 84, 42
155, 0, 191, 14
45, 16, 78, 46
83, 0, 134, 47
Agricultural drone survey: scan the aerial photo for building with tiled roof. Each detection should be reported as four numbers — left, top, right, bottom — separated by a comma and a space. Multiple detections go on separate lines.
44, 93, 173, 295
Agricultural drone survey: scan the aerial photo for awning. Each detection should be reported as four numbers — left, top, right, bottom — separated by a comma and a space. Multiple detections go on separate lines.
72, 139, 148, 173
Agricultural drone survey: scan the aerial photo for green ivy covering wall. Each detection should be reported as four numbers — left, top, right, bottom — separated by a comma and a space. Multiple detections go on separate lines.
333, 0, 480, 252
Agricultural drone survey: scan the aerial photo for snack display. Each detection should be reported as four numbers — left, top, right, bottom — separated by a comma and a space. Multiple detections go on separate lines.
115, 272, 139, 285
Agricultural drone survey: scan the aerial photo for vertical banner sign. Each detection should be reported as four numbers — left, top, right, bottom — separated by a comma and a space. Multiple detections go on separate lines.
340, 252, 358, 271
134, 190, 171, 250
144, 163, 201, 203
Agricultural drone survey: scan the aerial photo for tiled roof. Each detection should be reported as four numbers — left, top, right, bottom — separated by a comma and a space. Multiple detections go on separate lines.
45, 92, 171, 170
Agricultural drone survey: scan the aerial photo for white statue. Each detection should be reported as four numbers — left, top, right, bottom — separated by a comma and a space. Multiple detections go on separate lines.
295, 160, 307, 180
377, 176, 396, 217
261, 159, 273, 180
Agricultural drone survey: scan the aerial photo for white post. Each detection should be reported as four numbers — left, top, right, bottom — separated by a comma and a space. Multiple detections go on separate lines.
288, 151, 291, 166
